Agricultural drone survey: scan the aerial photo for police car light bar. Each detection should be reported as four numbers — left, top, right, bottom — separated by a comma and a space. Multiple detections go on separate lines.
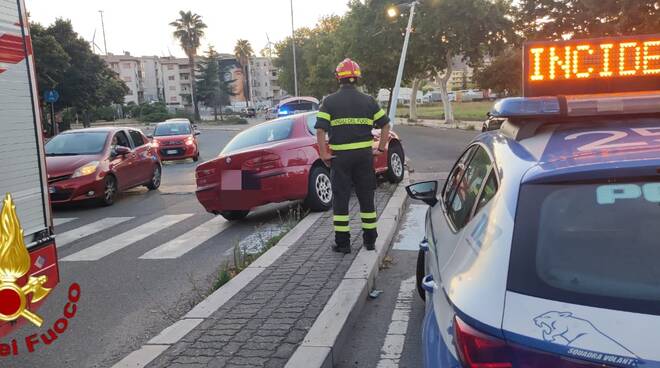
491, 91, 660, 119
523, 34, 660, 97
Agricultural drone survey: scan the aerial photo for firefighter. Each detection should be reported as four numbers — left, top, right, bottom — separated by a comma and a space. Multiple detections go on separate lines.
315, 58, 391, 254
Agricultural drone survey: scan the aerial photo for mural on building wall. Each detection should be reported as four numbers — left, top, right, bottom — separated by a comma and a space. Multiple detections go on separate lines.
219, 58, 246, 105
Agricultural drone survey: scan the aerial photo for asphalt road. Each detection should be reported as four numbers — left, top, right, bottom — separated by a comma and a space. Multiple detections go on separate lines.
6, 124, 476, 368
9, 127, 296, 368
338, 127, 476, 368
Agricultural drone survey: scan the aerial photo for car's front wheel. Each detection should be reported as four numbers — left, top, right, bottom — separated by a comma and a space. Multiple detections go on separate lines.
100, 175, 117, 206
146, 165, 161, 190
304, 165, 332, 212
386, 144, 405, 183
220, 210, 249, 221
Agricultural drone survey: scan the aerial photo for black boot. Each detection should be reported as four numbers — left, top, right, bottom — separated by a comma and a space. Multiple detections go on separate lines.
334, 232, 351, 254
363, 229, 377, 251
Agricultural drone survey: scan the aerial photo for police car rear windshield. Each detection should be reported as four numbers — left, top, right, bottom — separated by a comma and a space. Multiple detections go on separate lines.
509, 178, 660, 315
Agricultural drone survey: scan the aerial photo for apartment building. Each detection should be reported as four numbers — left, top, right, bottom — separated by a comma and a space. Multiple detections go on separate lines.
250, 57, 286, 107
103, 53, 143, 105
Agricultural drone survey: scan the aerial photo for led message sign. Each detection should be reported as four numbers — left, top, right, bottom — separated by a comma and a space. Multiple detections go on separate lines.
523, 34, 660, 97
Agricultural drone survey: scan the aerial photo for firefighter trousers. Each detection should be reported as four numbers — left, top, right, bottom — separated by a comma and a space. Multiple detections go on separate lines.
331, 148, 377, 248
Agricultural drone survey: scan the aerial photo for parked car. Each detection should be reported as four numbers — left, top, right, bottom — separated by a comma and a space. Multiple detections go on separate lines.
195, 112, 405, 221
277, 97, 320, 117
150, 120, 201, 162
45, 127, 161, 206
241, 108, 256, 118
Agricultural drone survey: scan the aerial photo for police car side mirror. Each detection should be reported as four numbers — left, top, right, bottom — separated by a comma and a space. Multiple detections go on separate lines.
406, 181, 438, 207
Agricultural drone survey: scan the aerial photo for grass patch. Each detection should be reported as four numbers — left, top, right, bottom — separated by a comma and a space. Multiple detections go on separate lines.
212, 206, 307, 291
396, 101, 492, 121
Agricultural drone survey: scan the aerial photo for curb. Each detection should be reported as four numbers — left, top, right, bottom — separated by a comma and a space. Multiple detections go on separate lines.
111, 212, 323, 368
285, 181, 409, 368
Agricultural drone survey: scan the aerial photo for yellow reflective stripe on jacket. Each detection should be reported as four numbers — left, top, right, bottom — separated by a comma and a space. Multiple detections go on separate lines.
330, 118, 373, 127
330, 141, 373, 151
373, 109, 386, 121
333, 215, 350, 222
317, 111, 331, 121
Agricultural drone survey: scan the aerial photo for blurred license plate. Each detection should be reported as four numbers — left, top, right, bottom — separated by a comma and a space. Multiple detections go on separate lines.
167, 150, 178, 155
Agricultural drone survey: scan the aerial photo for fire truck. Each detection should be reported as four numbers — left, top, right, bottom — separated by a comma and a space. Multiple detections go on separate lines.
0, 0, 60, 337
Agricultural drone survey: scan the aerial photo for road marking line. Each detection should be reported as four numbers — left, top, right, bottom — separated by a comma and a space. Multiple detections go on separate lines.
61, 214, 193, 261
139, 217, 231, 259
53, 217, 77, 226
56, 217, 133, 248
376, 276, 415, 368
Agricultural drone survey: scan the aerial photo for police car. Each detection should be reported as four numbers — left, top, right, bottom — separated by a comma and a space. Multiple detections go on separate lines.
407, 33, 660, 367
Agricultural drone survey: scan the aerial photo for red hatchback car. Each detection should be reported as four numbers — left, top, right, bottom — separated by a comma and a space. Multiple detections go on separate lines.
195, 112, 405, 220
151, 119, 200, 162
45, 127, 162, 206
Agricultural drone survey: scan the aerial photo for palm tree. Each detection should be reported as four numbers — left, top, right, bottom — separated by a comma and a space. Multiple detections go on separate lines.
170, 10, 207, 120
234, 39, 254, 107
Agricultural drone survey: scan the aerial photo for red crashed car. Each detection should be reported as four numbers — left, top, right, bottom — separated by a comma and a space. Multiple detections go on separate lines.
195, 112, 405, 221
45, 127, 162, 206
151, 119, 201, 162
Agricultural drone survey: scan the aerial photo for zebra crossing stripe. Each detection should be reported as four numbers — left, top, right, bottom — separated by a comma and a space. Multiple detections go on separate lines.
53, 217, 77, 226
139, 217, 232, 260
61, 214, 194, 262
56, 217, 134, 248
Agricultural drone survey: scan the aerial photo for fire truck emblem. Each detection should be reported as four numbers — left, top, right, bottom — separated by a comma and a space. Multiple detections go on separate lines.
0, 193, 50, 327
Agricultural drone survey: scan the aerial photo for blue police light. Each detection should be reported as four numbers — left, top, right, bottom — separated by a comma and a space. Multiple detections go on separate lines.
278, 109, 290, 116
490, 97, 561, 118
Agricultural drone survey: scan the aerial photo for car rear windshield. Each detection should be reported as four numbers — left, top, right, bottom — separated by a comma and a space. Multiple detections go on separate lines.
154, 123, 191, 136
45, 132, 108, 155
509, 179, 660, 315
221, 119, 293, 155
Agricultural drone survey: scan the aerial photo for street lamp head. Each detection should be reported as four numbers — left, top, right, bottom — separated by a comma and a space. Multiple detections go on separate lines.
387, 7, 399, 18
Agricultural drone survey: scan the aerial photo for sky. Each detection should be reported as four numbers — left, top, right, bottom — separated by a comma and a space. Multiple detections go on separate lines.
25, 0, 350, 58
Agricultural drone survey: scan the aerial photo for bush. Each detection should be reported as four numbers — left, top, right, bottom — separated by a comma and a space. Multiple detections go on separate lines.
139, 112, 171, 123
92, 106, 116, 121
222, 116, 248, 125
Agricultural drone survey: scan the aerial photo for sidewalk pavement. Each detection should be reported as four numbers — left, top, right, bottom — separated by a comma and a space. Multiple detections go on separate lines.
144, 183, 398, 368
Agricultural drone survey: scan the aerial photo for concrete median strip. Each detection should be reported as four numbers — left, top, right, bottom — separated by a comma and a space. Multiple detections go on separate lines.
111, 212, 323, 368
285, 181, 409, 368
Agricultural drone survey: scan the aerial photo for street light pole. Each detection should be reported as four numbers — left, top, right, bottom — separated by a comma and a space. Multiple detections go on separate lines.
290, 0, 299, 97
388, 1, 418, 127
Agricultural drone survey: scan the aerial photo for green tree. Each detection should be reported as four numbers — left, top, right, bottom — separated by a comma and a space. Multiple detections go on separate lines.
415, 0, 513, 123
473, 48, 522, 96
31, 19, 128, 126
516, 0, 660, 40
234, 39, 254, 106
170, 10, 208, 121
197, 46, 236, 120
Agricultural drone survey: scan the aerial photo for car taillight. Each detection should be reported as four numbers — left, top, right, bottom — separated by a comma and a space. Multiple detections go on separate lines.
243, 153, 281, 170
454, 317, 606, 368
196, 168, 216, 179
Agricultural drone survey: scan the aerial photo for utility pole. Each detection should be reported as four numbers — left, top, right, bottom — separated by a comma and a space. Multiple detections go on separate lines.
290, 0, 298, 96
387, 1, 418, 126
99, 10, 108, 55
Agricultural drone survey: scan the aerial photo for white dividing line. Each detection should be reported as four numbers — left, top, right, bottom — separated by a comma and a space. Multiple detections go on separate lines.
53, 218, 77, 226
56, 217, 134, 248
139, 217, 232, 260
62, 214, 193, 262
376, 276, 416, 368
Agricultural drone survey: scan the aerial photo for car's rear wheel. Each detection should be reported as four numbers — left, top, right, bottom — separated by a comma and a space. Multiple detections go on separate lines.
146, 165, 161, 190
386, 143, 405, 183
416, 248, 426, 301
101, 175, 117, 206
220, 210, 249, 221
304, 166, 332, 212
